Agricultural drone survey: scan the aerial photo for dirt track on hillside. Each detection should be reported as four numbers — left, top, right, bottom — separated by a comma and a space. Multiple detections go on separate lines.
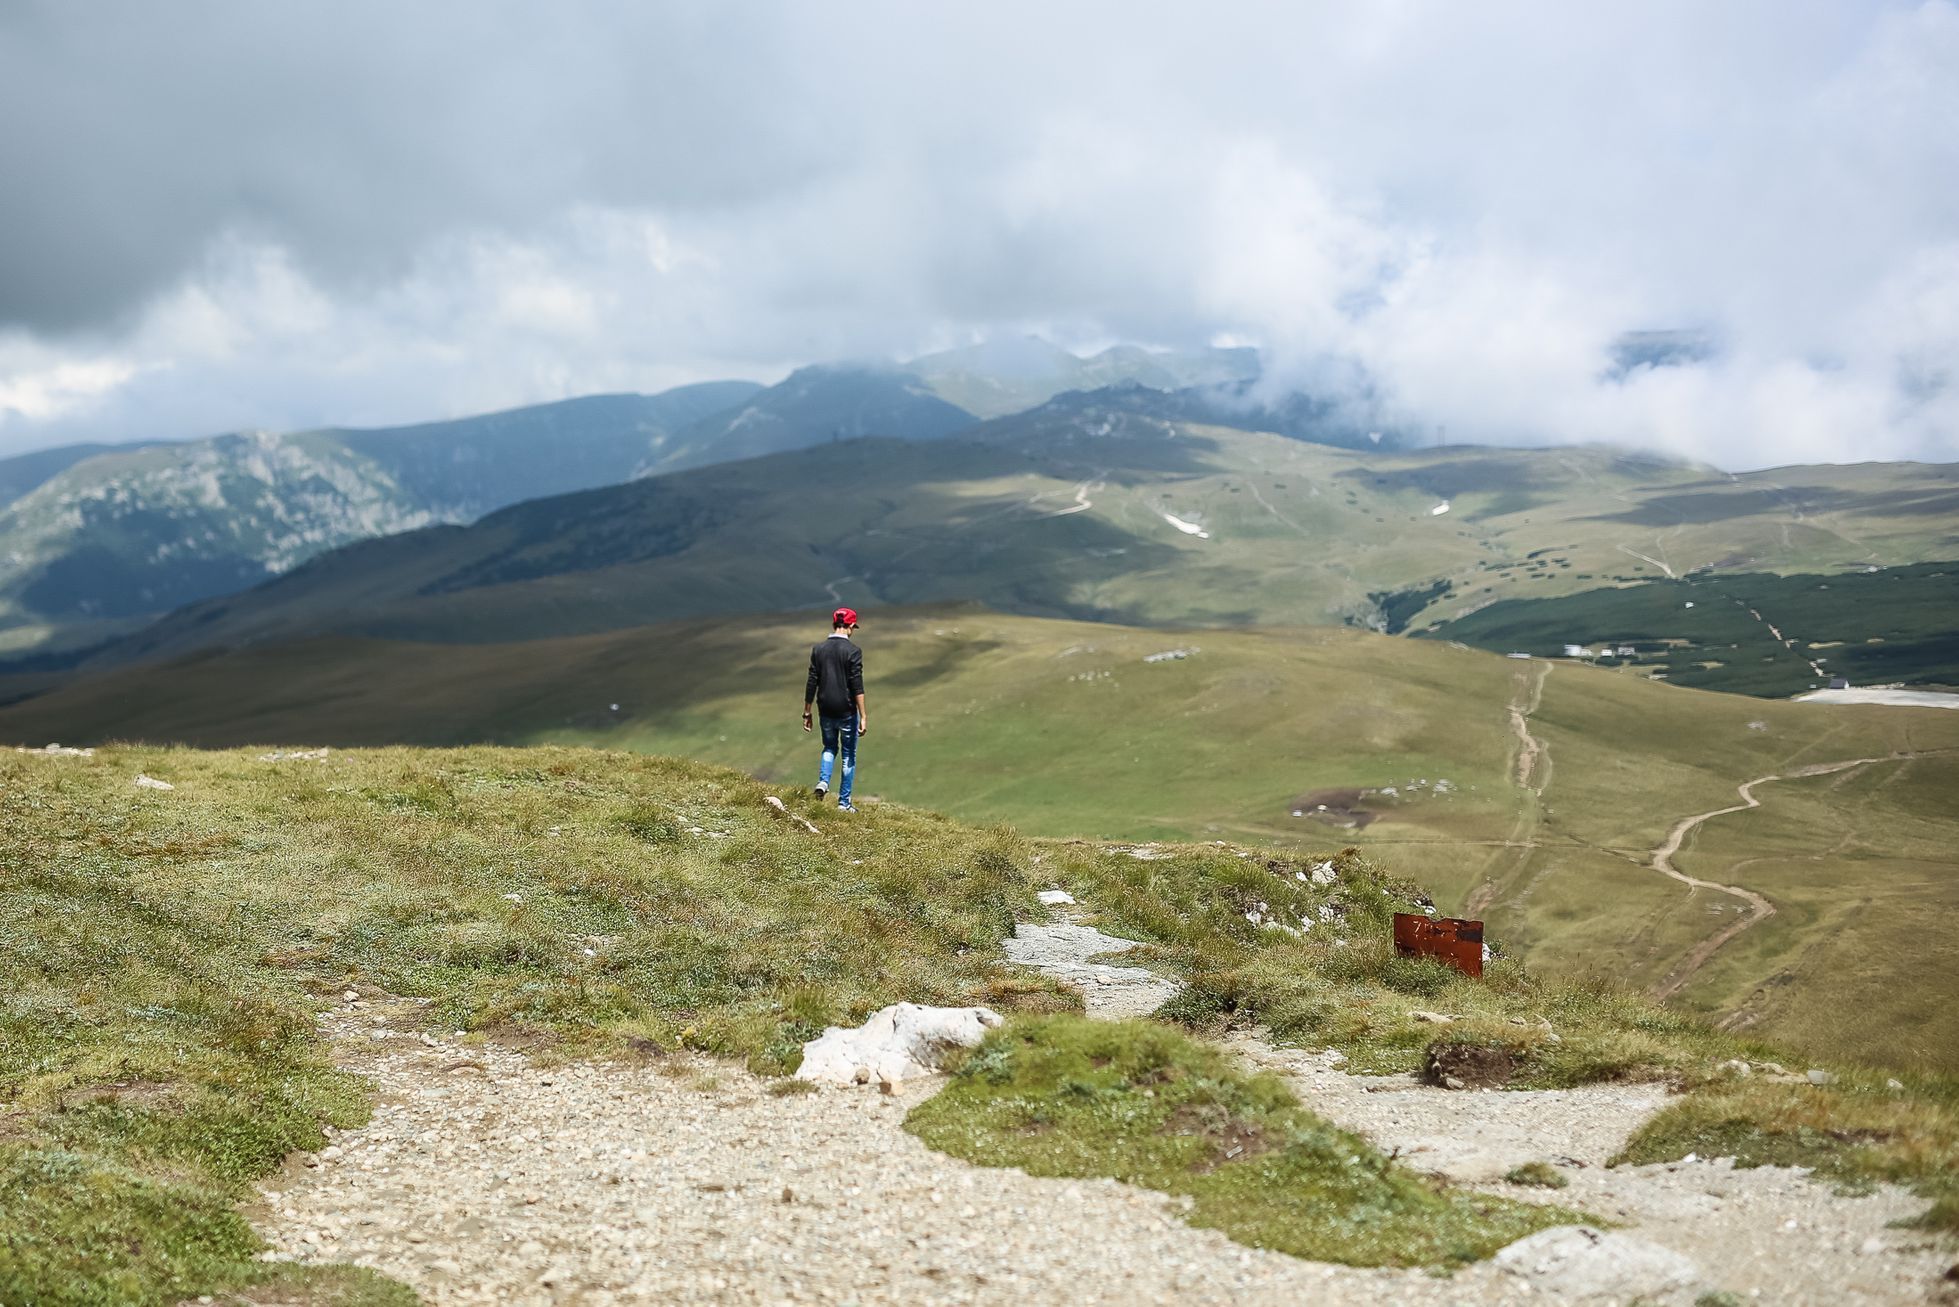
1645, 756, 1899, 1000
1465, 661, 1551, 918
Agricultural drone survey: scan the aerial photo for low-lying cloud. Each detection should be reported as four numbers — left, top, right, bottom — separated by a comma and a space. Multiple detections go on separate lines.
1, 0, 1954, 470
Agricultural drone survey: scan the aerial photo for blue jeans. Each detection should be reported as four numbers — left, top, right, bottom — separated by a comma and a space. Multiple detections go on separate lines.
817, 714, 859, 802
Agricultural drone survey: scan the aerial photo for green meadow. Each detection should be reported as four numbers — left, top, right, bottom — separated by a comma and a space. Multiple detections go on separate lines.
7, 743, 1957, 1302
7, 606, 1957, 1073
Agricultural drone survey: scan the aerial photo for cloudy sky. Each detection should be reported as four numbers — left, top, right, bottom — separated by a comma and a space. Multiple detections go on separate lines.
1, 1, 1955, 469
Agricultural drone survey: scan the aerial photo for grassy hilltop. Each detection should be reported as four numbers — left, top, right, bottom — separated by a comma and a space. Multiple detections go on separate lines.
8, 607, 1958, 1074
6, 743, 1956, 1303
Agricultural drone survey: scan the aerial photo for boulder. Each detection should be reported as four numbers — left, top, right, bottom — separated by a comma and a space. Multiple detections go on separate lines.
1494, 1225, 1703, 1301
795, 1002, 1003, 1087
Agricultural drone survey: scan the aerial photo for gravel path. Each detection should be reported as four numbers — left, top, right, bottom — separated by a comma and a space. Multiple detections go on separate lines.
1012, 910, 1951, 1305
1231, 1038, 1948, 1305
253, 920, 1952, 1306
1000, 921, 1180, 1019
258, 997, 1549, 1306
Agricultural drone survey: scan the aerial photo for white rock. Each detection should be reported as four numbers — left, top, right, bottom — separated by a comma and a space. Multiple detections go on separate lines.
1806, 1068, 1837, 1086
1717, 1059, 1752, 1078
1494, 1226, 1702, 1300
1038, 889, 1076, 906
1408, 1010, 1455, 1025
133, 774, 175, 790
796, 1002, 1003, 1086
1309, 861, 1337, 886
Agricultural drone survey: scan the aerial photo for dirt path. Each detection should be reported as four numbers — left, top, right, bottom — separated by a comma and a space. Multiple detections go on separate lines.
249, 907, 1950, 1307
1615, 543, 1676, 579
1007, 909, 1944, 1305
1510, 662, 1551, 794
1465, 662, 1551, 918
1035, 477, 1102, 518
1645, 757, 1892, 1000
258, 995, 1560, 1307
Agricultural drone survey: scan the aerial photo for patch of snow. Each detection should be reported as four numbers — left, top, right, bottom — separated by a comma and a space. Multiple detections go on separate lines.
1159, 511, 1210, 539
1143, 647, 1197, 663
1430, 501, 1451, 516
1037, 889, 1076, 906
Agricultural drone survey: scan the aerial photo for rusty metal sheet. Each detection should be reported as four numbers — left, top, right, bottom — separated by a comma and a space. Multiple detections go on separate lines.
1393, 912, 1484, 979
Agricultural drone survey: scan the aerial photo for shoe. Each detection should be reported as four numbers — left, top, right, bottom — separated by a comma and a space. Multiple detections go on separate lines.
813, 782, 828, 800
837, 800, 857, 813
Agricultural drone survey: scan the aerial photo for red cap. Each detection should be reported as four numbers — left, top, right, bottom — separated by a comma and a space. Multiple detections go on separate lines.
832, 607, 859, 627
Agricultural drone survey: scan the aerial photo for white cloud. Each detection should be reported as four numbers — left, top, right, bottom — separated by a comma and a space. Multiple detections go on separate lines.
0, 0, 1953, 469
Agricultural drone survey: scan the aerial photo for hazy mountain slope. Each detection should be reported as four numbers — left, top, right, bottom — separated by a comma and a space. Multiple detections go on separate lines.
0, 440, 169, 508
63, 390, 1959, 677
641, 365, 977, 473
0, 384, 761, 654
338, 381, 759, 514
0, 431, 438, 631
7, 606, 1956, 1073
903, 338, 1260, 417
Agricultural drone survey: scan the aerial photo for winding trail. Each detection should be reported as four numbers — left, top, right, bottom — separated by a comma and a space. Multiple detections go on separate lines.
1645, 756, 1893, 1000
1615, 543, 1677, 579
1509, 662, 1552, 794
1038, 478, 1101, 517
1465, 662, 1551, 918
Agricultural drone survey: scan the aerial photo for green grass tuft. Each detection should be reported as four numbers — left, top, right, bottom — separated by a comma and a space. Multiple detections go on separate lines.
1502, 1161, 1569, 1189
907, 1015, 1579, 1267
1614, 1076, 1959, 1233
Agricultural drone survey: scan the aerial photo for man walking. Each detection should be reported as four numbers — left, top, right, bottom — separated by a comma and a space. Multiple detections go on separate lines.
803, 607, 867, 812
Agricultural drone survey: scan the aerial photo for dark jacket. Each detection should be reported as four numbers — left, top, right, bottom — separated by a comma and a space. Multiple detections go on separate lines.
806, 635, 864, 718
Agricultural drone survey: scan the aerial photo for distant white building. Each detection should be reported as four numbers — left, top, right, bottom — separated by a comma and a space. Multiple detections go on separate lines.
1614, 645, 1637, 657
1562, 644, 1596, 658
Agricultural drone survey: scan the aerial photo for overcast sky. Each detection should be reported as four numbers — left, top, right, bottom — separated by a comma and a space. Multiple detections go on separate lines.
1, 1, 1955, 469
